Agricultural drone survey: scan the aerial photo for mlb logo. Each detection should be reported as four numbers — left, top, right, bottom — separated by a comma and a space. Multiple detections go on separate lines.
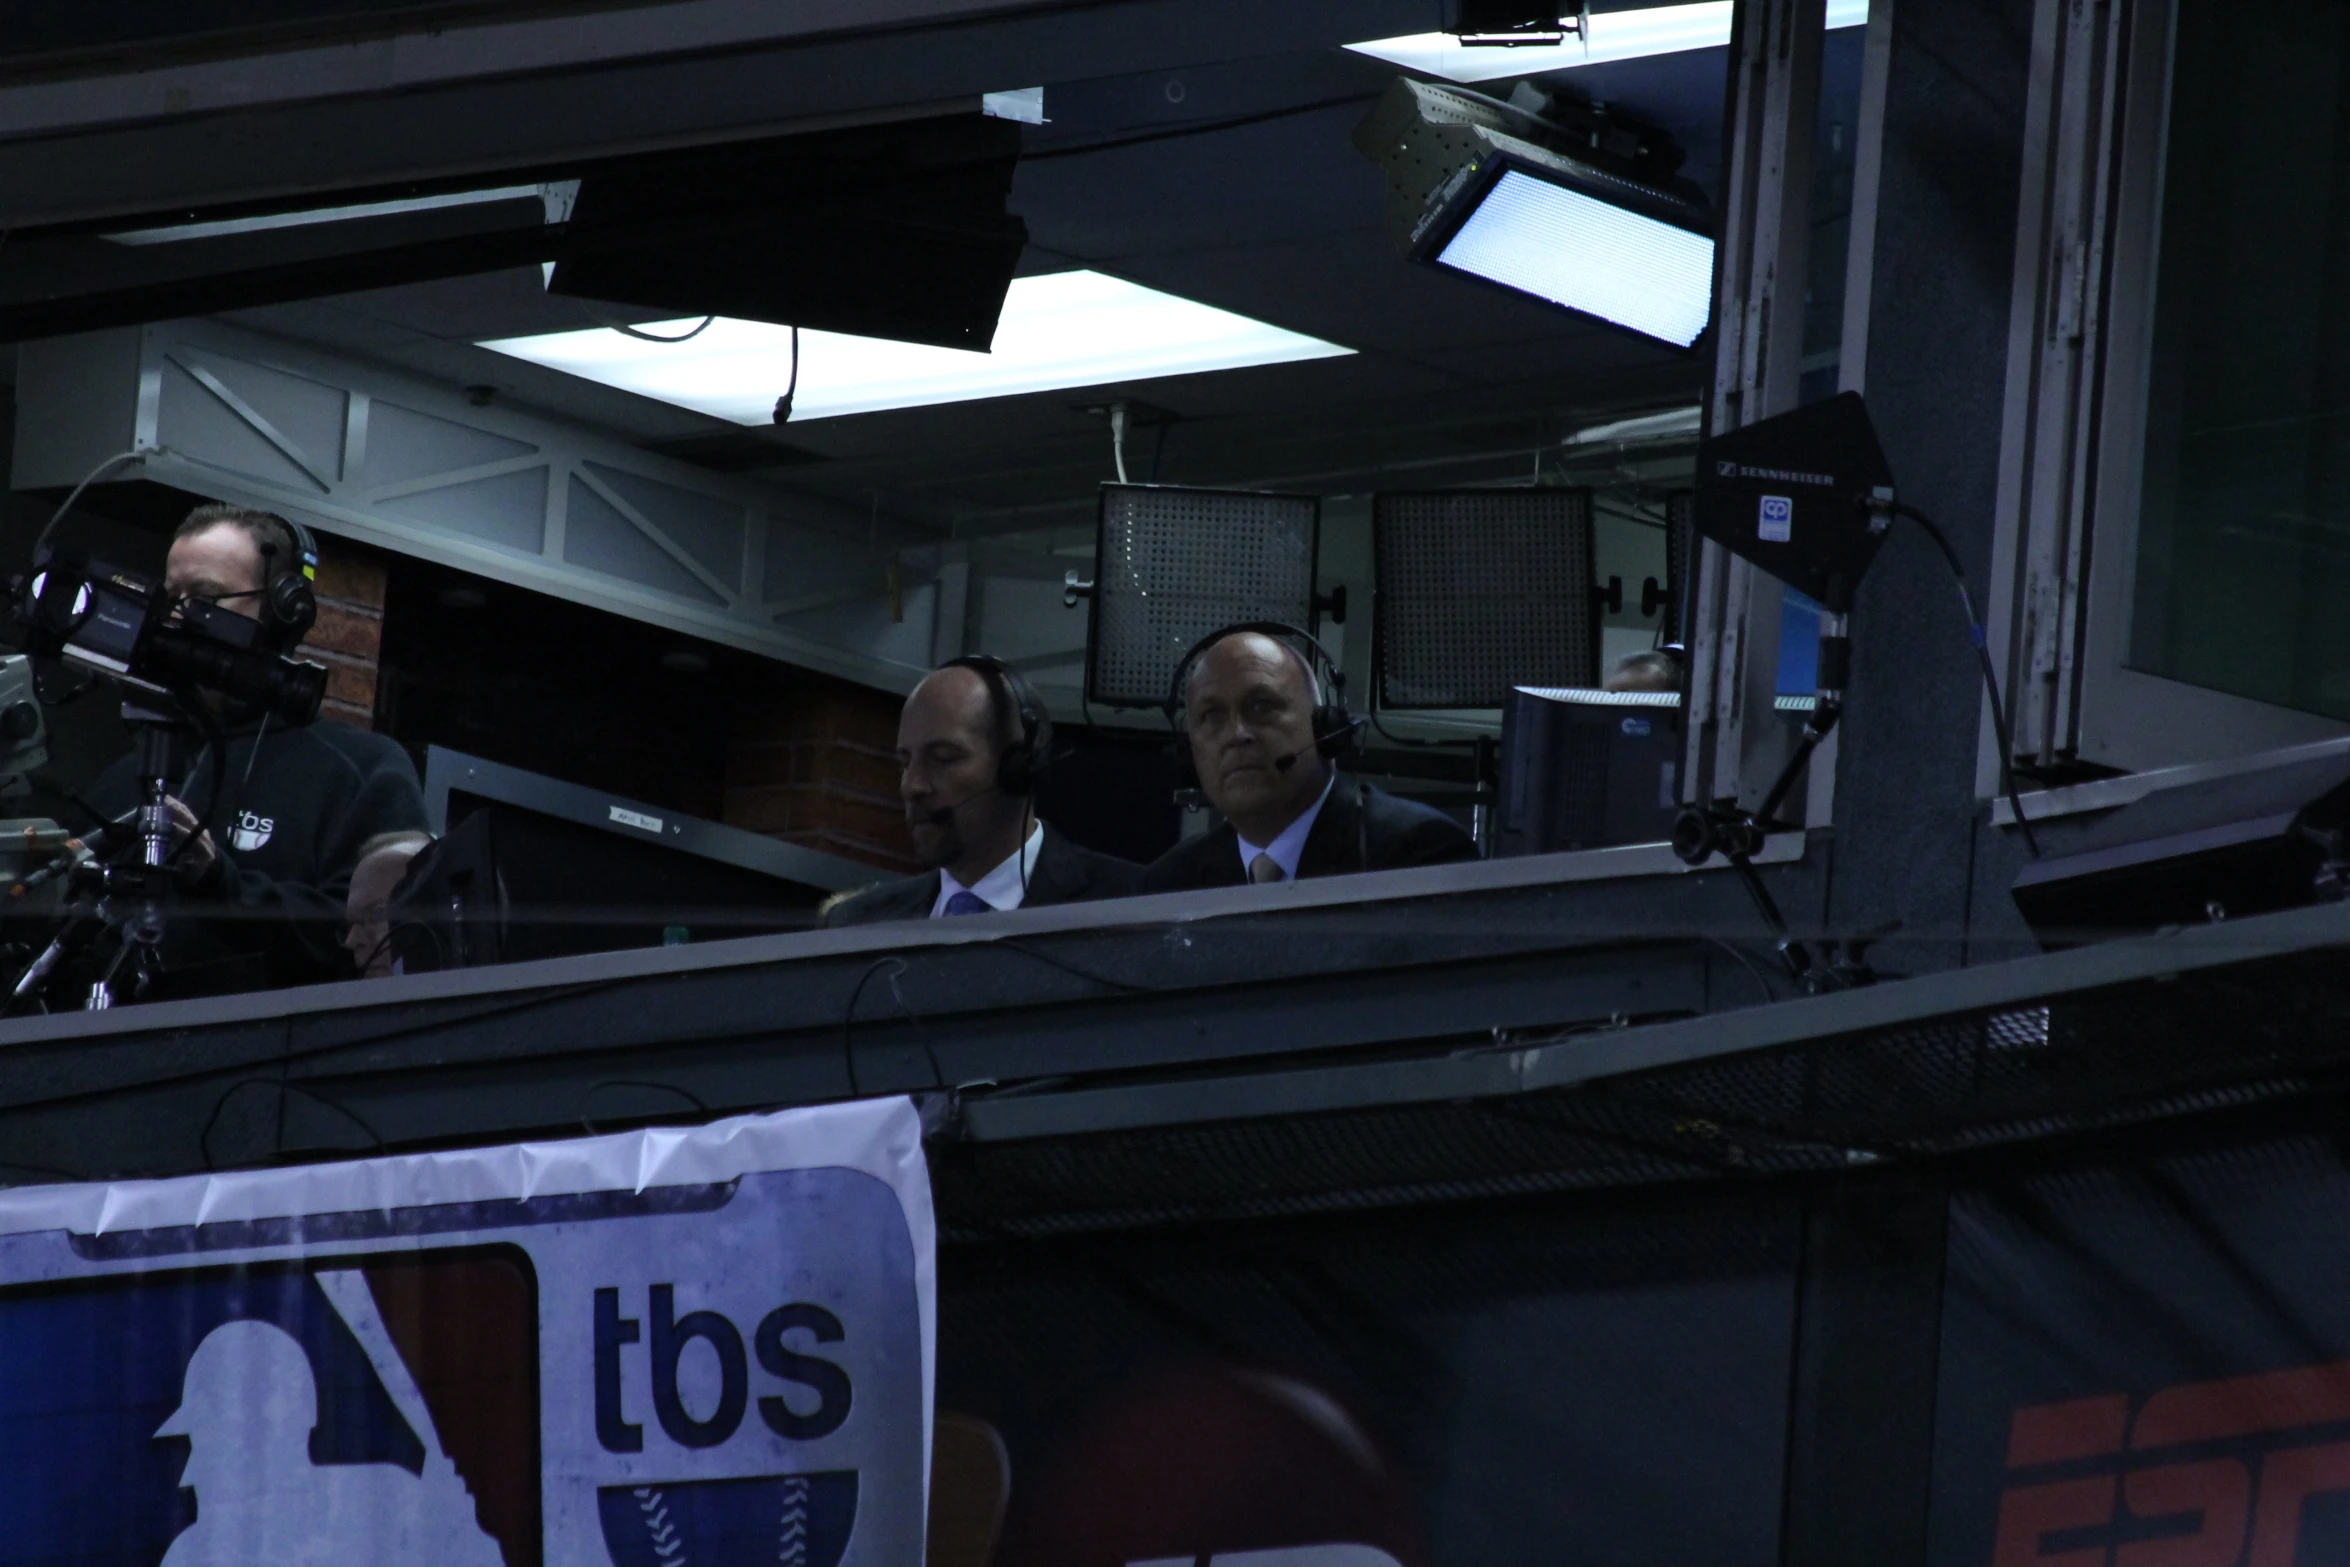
0, 1251, 540, 1567
0, 1248, 859, 1567
1757, 495, 1794, 543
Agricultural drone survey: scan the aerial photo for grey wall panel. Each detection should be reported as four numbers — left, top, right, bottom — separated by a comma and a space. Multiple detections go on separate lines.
1834, 2, 2036, 965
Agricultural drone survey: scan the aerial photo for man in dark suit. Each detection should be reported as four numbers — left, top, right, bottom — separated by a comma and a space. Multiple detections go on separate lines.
1142, 628, 1476, 891
824, 656, 1141, 926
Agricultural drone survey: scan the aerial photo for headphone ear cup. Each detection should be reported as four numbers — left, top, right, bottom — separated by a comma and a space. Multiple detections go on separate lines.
266, 574, 317, 644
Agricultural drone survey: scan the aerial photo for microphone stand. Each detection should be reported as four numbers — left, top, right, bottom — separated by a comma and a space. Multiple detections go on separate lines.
1672, 574, 1867, 992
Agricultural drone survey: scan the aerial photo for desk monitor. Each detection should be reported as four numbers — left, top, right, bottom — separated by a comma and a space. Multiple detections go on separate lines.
1494, 687, 1683, 856
401, 747, 877, 969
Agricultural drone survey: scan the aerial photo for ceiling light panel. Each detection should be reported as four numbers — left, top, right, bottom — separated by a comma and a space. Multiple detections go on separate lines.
479, 270, 1353, 425
1346, 0, 1869, 84
1436, 168, 1716, 346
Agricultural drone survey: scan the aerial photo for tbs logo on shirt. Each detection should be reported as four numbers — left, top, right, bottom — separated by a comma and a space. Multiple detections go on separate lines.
229, 810, 275, 852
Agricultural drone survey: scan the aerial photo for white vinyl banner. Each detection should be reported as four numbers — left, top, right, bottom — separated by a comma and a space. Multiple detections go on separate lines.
0, 1098, 935, 1567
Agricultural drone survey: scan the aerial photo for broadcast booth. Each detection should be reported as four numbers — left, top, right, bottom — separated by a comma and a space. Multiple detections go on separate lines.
0, 0, 2341, 1564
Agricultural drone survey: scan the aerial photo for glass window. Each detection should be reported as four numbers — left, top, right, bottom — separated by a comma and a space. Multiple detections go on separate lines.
2130, 0, 2350, 718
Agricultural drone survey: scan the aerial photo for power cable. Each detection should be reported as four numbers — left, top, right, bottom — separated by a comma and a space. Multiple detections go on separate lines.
30, 450, 147, 565
580, 304, 715, 343
1023, 93, 1380, 162
199, 1079, 384, 1170
1887, 503, 2042, 858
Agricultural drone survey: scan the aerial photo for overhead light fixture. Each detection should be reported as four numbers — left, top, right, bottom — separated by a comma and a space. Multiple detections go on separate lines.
1349, 0, 1869, 84
1451, 0, 1586, 47
1440, 167, 1714, 345
479, 270, 1353, 425
1354, 78, 1715, 347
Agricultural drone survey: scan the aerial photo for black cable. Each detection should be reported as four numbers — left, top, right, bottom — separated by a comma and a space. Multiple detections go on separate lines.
1023, 93, 1378, 162
579, 1078, 710, 1136
1701, 935, 1780, 1005
840, 956, 909, 1098
581, 304, 715, 343
1888, 503, 2042, 858
199, 1078, 384, 1170
988, 937, 1156, 994
773, 325, 800, 423
1367, 710, 1482, 751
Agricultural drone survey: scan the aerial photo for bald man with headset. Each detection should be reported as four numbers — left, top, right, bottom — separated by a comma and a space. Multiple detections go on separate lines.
1143, 624, 1476, 891
824, 655, 1143, 926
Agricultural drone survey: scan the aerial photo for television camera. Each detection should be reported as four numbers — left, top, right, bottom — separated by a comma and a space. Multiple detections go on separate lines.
0, 549, 327, 1012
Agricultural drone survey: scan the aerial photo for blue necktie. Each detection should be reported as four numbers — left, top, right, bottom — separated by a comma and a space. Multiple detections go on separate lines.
941, 890, 992, 917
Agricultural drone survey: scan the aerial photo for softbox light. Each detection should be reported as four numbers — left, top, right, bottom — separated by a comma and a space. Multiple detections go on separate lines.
1354, 78, 1714, 348
1373, 487, 1600, 709
1086, 484, 1322, 709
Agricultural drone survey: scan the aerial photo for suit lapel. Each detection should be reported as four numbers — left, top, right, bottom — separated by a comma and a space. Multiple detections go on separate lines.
1027, 827, 1083, 906
1297, 779, 1362, 878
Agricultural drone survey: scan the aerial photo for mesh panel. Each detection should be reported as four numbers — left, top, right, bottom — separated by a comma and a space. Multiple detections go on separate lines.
1089, 485, 1319, 708
936, 943, 2350, 1238
1374, 489, 1598, 709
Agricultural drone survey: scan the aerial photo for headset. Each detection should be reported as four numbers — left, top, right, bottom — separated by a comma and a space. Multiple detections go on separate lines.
1163, 621, 1361, 790
940, 653, 1053, 797
221, 508, 319, 651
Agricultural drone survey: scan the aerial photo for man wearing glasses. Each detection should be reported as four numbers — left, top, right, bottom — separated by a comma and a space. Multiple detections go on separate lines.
80, 504, 428, 995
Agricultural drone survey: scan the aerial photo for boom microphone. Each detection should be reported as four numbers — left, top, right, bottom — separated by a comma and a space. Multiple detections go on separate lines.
1271, 718, 1365, 773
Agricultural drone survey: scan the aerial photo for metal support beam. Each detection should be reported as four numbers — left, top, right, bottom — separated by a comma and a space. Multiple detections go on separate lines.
13, 320, 945, 693
1688, 0, 1829, 816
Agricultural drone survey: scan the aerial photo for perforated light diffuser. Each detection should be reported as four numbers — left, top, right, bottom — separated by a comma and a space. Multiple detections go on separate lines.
1437, 169, 1715, 347
1375, 488, 1599, 709
1089, 484, 1320, 708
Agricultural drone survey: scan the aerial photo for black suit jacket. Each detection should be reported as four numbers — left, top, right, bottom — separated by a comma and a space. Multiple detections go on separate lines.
822, 824, 1144, 927
1140, 778, 1478, 892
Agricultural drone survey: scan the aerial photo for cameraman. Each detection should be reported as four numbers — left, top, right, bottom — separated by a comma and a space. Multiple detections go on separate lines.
82, 504, 428, 994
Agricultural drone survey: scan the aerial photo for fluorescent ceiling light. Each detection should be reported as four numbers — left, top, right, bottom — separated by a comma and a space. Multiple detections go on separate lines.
479, 270, 1354, 425
106, 183, 561, 246
1437, 168, 1715, 346
1346, 0, 1868, 84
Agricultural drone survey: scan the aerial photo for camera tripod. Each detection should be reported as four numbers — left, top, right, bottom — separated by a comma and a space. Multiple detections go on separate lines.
6, 699, 204, 1011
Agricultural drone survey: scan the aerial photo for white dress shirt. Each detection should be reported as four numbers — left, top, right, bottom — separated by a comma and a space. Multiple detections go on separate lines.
931, 822, 1045, 917
1234, 774, 1335, 882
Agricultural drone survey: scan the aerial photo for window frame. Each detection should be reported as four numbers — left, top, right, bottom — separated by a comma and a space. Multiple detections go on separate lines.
1984, 0, 2350, 813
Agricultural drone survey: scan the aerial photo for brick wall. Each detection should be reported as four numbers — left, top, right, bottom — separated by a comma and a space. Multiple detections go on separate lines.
308, 539, 390, 729
725, 675, 917, 873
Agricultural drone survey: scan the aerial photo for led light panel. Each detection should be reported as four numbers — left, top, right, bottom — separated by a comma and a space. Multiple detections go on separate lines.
1347, 0, 1868, 84
1437, 169, 1715, 346
1089, 484, 1320, 709
1375, 488, 1599, 709
479, 270, 1353, 425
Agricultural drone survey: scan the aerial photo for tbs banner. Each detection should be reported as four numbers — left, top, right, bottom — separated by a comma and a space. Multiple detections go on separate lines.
0, 1098, 934, 1567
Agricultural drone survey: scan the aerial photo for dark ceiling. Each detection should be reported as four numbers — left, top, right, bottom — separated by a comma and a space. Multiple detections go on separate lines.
207, 19, 1831, 539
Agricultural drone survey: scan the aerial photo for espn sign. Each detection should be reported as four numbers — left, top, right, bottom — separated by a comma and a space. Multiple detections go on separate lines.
1997, 1362, 2350, 1565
